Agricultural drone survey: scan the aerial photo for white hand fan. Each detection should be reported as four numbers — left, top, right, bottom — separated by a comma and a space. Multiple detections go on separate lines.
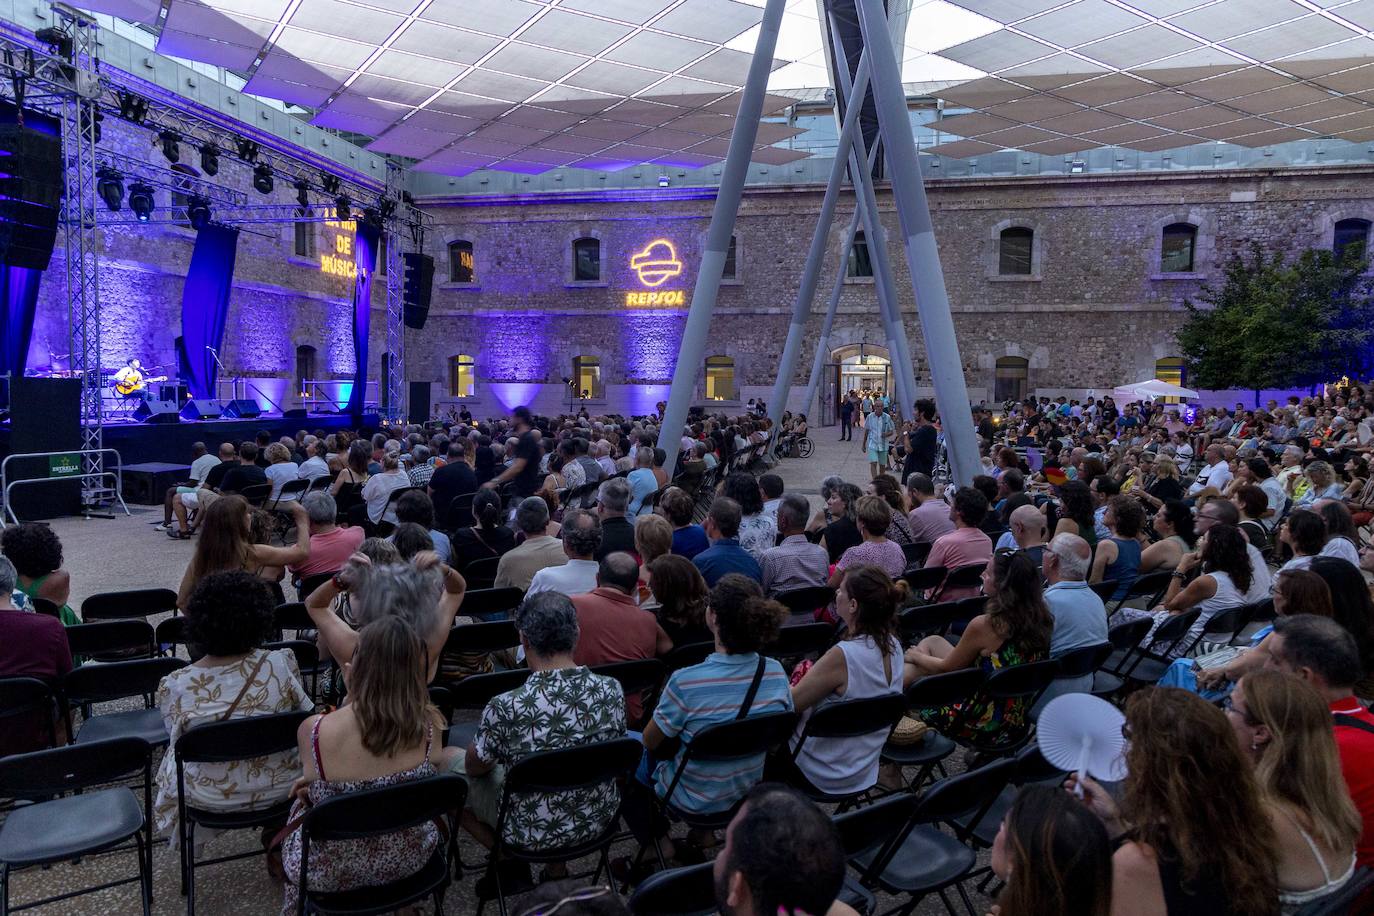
1036, 693, 1128, 793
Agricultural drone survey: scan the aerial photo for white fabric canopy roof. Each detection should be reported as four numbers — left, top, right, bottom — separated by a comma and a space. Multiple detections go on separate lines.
1113, 378, 1200, 400
75, 0, 813, 175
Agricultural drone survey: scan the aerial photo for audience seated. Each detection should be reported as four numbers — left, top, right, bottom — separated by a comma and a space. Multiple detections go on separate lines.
694, 498, 763, 587
392, 490, 451, 564
633, 514, 673, 607
990, 785, 1112, 916
660, 487, 709, 561
722, 472, 777, 564
153, 571, 313, 836
761, 492, 829, 597
627, 447, 658, 518
1193, 498, 1270, 600
596, 478, 637, 560
263, 443, 300, 501
819, 483, 863, 565
1071, 688, 1280, 916
571, 553, 673, 676
1038, 533, 1109, 707
0, 556, 69, 755
281, 616, 456, 911
361, 451, 413, 527
994, 504, 1049, 566
2, 522, 78, 625
1227, 669, 1361, 908
1264, 614, 1374, 866
1090, 495, 1145, 603
495, 496, 567, 591
450, 488, 517, 571
1138, 499, 1196, 573
646, 555, 712, 646
829, 496, 906, 591
1051, 480, 1099, 549
782, 565, 911, 796
286, 492, 363, 583
924, 487, 994, 601
906, 550, 1051, 742
428, 440, 477, 527
906, 473, 954, 545
330, 440, 372, 522
528, 509, 601, 597
759, 474, 784, 527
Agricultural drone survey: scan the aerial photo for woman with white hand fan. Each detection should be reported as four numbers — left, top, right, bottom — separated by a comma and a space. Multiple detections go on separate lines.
1069, 688, 1281, 916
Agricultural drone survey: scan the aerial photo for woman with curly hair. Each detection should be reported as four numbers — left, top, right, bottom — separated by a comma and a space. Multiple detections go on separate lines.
721, 472, 777, 563
1, 522, 78, 625
1071, 688, 1280, 916
1090, 495, 1146, 603
153, 571, 313, 837
904, 550, 1052, 742
990, 784, 1112, 916
1051, 479, 1098, 549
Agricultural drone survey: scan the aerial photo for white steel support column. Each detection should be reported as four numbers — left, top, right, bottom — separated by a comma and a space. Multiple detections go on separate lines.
764, 51, 870, 449
800, 204, 862, 421
829, 14, 917, 423
854, 0, 981, 486
659, 0, 787, 473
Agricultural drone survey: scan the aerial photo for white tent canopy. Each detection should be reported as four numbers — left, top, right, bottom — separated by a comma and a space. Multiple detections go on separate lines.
1113, 378, 1199, 401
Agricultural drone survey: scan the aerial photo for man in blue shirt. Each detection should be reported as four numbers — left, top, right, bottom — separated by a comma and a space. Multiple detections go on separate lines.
1036, 532, 1108, 711
693, 498, 762, 587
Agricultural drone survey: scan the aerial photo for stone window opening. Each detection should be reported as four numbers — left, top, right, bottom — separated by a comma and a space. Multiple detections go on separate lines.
705, 355, 735, 401
448, 354, 475, 398
448, 239, 475, 283
847, 231, 873, 278
573, 237, 601, 281
994, 356, 1029, 404
294, 222, 316, 259
998, 227, 1034, 275
294, 345, 316, 398
1160, 223, 1197, 273
722, 234, 738, 279
573, 355, 603, 400
1334, 218, 1370, 263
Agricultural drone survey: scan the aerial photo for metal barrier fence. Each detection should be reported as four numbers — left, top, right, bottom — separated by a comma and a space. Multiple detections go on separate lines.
1, 448, 131, 524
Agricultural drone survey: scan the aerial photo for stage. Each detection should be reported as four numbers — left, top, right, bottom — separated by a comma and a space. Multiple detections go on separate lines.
0, 411, 377, 466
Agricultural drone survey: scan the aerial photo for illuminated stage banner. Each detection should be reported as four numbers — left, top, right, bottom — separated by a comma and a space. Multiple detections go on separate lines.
626, 238, 689, 307
320, 209, 359, 279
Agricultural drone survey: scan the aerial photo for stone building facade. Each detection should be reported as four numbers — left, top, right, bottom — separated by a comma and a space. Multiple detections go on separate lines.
26, 111, 1374, 421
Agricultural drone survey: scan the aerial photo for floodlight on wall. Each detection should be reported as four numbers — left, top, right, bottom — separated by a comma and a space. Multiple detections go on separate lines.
235, 138, 260, 162
199, 144, 219, 176
252, 162, 274, 194
96, 168, 124, 211
334, 195, 351, 222
1069, 159, 1085, 173
116, 91, 148, 124
187, 196, 211, 230
127, 182, 154, 222
658, 175, 670, 187
158, 130, 180, 164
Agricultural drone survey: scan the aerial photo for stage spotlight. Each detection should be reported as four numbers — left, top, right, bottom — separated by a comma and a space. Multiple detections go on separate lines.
199, 144, 219, 176
235, 138, 259, 162
96, 168, 124, 211
334, 195, 351, 222
116, 91, 148, 124
127, 182, 155, 222
294, 179, 310, 216
252, 162, 274, 194
378, 197, 396, 220
158, 130, 180, 163
362, 207, 381, 230
321, 173, 341, 195
186, 196, 211, 230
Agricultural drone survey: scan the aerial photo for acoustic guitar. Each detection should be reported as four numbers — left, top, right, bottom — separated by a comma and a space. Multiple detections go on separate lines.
115, 373, 168, 396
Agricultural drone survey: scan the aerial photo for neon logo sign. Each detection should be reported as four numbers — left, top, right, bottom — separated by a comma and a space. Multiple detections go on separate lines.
630, 239, 683, 287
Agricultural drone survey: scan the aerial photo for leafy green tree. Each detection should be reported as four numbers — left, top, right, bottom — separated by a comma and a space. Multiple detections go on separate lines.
1176, 242, 1374, 396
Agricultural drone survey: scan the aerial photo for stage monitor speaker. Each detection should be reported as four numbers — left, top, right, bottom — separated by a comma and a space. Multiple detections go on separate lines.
222, 398, 261, 419
283, 407, 308, 420
181, 399, 224, 420
7, 377, 80, 519
0, 125, 62, 271
135, 400, 181, 424
402, 252, 435, 329
409, 381, 431, 424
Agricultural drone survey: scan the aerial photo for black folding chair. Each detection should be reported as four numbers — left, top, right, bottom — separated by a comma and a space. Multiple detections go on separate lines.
901, 564, 947, 595
628, 861, 716, 916
933, 563, 986, 603
1038, 642, 1112, 711
591, 659, 667, 730
175, 710, 314, 914
446, 492, 477, 531
775, 586, 837, 620
239, 482, 274, 508
901, 542, 932, 568
662, 640, 715, 673
1088, 579, 1119, 604
463, 556, 503, 591
1192, 605, 1246, 652
1117, 608, 1204, 687
62, 656, 187, 748
67, 618, 156, 661
31, 596, 62, 619
952, 744, 1068, 849
155, 615, 194, 659
898, 600, 976, 645
0, 737, 154, 915
962, 659, 1061, 757
295, 774, 467, 916
269, 478, 311, 513
295, 573, 334, 602
461, 586, 525, 620
1110, 569, 1172, 612
881, 667, 987, 792
790, 693, 907, 806
264, 639, 322, 701
765, 622, 837, 662
849, 759, 1017, 916
443, 669, 534, 749
0, 676, 59, 752
481, 738, 643, 916
81, 587, 179, 621
648, 711, 798, 869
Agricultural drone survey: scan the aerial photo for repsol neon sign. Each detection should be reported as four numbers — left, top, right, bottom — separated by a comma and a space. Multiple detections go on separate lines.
625, 238, 689, 307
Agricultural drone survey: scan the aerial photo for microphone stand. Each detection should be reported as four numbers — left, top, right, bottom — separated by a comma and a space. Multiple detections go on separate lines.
205, 346, 235, 402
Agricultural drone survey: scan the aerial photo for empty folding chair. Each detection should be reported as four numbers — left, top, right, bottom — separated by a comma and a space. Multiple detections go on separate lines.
0, 676, 59, 753
461, 586, 525, 621
63, 656, 187, 747
81, 587, 179, 621
66, 618, 156, 662
1120, 609, 1204, 687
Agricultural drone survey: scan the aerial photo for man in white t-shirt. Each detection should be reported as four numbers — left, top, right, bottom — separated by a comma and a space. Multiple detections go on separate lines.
526, 509, 601, 597
1187, 445, 1233, 497
155, 441, 219, 531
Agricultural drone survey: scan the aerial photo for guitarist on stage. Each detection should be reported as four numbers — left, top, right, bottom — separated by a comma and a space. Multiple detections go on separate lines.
112, 358, 166, 402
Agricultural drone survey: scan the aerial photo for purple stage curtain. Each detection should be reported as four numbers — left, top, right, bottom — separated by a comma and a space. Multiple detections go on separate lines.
346, 224, 380, 421
178, 224, 240, 400
0, 266, 42, 390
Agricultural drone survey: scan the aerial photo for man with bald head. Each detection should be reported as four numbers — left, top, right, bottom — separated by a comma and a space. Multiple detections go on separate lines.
1038, 532, 1108, 707
571, 552, 673, 721
995, 504, 1050, 568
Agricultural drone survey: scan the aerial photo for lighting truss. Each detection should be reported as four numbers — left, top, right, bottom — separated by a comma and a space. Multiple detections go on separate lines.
383, 160, 405, 424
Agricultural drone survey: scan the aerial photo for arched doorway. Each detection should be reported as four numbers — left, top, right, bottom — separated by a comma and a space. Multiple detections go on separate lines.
819, 343, 892, 426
